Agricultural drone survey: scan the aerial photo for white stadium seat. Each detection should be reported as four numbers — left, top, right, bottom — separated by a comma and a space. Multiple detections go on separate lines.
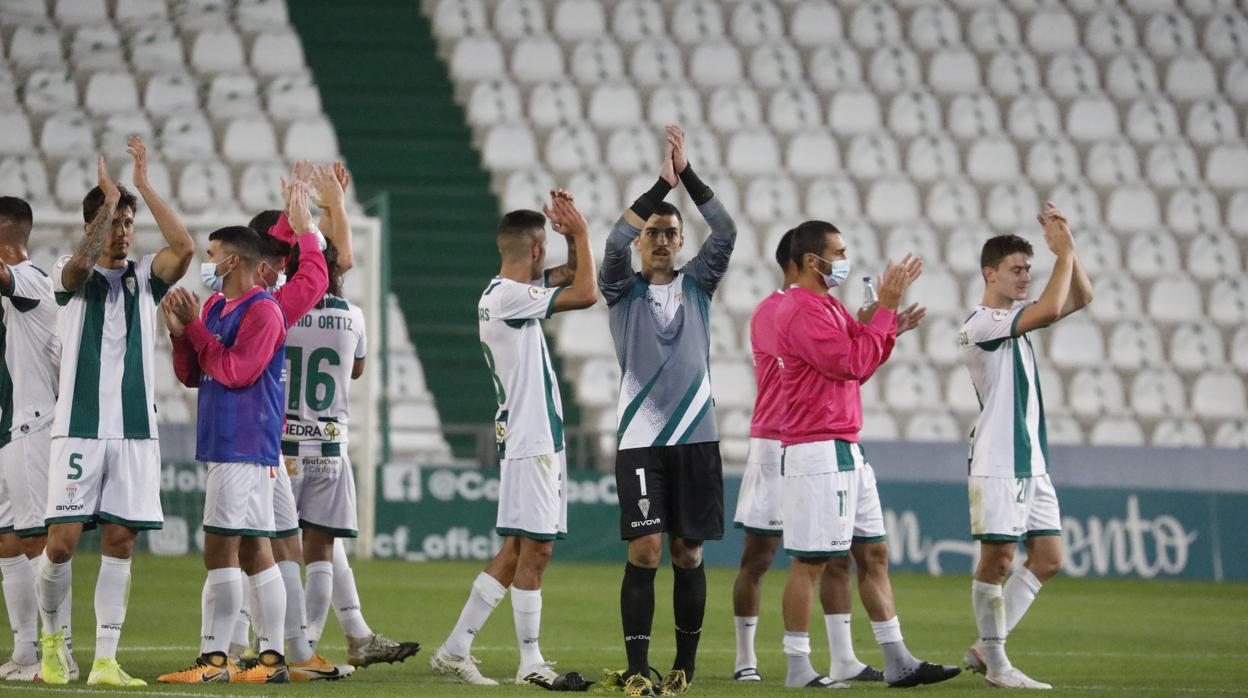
943, 226, 993, 274
1164, 52, 1218, 102
689, 41, 744, 87
116, 0, 168, 22
1204, 9, 1248, 60
805, 178, 861, 221
99, 112, 153, 156
849, 1, 903, 49
1208, 277, 1248, 327
809, 45, 863, 92
906, 412, 962, 442
1146, 141, 1200, 188
1076, 230, 1121, 274
949, 93, 1003, 140
144, 73, 199, 115
1126, 98, 1181, 143
283, 117, 337, 162
207, 73, 261, 118
905, 134, 959, 183
512, 38, 566, 84
647, 86, 703, 126
24, 69, 77, 114
630, 41, 684, 87
221, 116, 278, 163
1025, 137, 1080, 187
985, 181, 1038, 231
681, 128, 723, 170
494, 0, 546, 40
908, 3, 960, 51
1049, 180, 1102, 227
750, 45, 804, 89
588, 83, 642, 130
1169, 321, 1224, 373
730, 0, 784, 47
570, 39, 625, 85
1089, 417, 1145, 446
612, 0, 665, 44
566, 170, 619, 220
0, 112, 35, 156
866, 178, 920, 227
1191, 371, 1247, 419
1007, 93, 1062, 142
860, 411, 900, 441
884, 224, 940, 263
884, 362, 942, 411
726, 130, 781, 176
888, 89, 942, 138
768, 88, 821, 133
829, 89, 882, 136
786, 131, 839, 178
672, 0, 725, 45
190, 26, 246, 74
969, 8, 1021, 53
1047, 51, 1101, 99
1087, 274, 1142, 324
868, 45, 922, 93
71, 26, 125, 69
451, 35, 504, 82
1068, 367, 1126, 417
986, 49, 1042, 96
1229, 192, 1248, 237
483, 123, 538, 171
1086, 140, 1141, 187
709, 87, 763, 132
467, 80, 521, 127
1066, 96, 1119, 142
1105, 53, 1160, 100
238, 162, 286, 212
9, 25, 62, 68
1212, 421, 1248, 449
543, 124, 600, 173
927, 179, 981, 229
1149, 275, 1202, 324
54, 158, 96, 210
846, 134, 900, 180
1186, 98, 1240, 145
0, 156, 49, 202
1187, 233, 1241, 281
712, 359, 757, 409
1144, 11, 1197, 57
1206, 143, 1248, 191
1086, 9, 1138, 56
575, 359, 620, 408
967, 137, 1020, 184
1049, 319, 1106, 369
1234, 326, 1248, 373
433, 0, 487, 40
557, 309, 614, 357
1109, 320, 1165, 370
1166, 186, 1221, 236
1027, 6, 1080, 53
605, 126, 658, 174
39, 112, 94, 158
554, 0, 606, 41
177, 160, 234, 213
1106, 185, 1161, 233
1047, 416, 1084, 445
929, 49, 981, 95
790, 1, 842, 47
501, 169, 553, 212
250, 31, 305, 76
1131, 369, 1186, 418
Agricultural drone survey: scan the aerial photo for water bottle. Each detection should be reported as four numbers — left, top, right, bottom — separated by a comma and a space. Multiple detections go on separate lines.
860, 275, 878, 312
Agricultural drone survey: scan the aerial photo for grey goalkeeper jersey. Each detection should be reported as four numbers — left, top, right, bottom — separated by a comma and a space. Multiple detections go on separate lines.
598, 197, 737, 450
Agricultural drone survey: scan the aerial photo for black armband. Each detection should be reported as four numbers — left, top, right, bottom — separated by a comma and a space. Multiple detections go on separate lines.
629, 178, 673, 222
679, 164, 712, 205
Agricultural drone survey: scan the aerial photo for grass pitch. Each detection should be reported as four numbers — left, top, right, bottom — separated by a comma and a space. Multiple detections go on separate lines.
1, 554, 1245, 696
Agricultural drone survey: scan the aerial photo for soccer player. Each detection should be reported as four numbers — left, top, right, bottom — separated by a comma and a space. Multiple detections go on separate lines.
430, 190, 597, 686
40, 139, 194, 687
776, 220, 958, 689
601, 125, 735, 697
0, 196, 59, 681
731, 229, 882, 685
960, 203, 1091, 689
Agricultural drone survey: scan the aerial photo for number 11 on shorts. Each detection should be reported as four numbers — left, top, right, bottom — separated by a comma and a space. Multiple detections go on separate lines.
635, 468, 648, 497
837, 489, 847, 518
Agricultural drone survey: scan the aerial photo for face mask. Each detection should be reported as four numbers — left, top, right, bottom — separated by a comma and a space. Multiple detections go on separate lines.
813, 255, 851, 288
199, 256, 235, 292
270, 272, 287, 291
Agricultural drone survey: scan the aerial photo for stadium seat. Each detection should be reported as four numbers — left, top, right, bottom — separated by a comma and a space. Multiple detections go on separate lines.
607, 126, 660, 174
501, 169, 554, 212
565, 170, 619, 220
722, 262, 780, 317
1027, 6, 1080, 53
1151, 419, 1206, 448
1105, 52, 1160, 100
1125, 98, 1181, 143
672, 2, 728, 44
906, 268, 961, 318
554, 0, 606, 41
860, 410, 900, 441
556, 308, 615, 357
1086, 140, 1141, 187
1144, 11, 1197, 57
968, 8, 1021, 53
115, 0, 168, 22
711, 359, 756, 409
750, 44, 804, 89
743, 176, 799, 224
1131, 369, 1186, 418
680, 128, 723, 170
887, 89, 942, 138
1049, 180, 1102, 227
1046, 415, 1084, 445
840, 222, 882, 267
809, 45, 863, 92
1108, 320, 1165, 370
905, 134, 959, 183
884, 362, 942, 411
467, 80, 521, 127
805, 178, 861, 221
1164, 52, 1218, 102
494, 0, 546, 40
1206, 143, 1248, 191
1208, 277, 1248, 327
71, 25, 124, 69
1089, 417, 1145, 446
543, 124, 600, 173
0, 113, 35, 155
689, 41, 744, 87
250, 31, 305, 76
905, 412, 962, 442
575, 359, 620, 408
570, 39, 625, 85
709, 87, 763, 132
483, 123, 538, 171
433, 0, 487, 39
927, 49, 980, 96
967, 137, 1020, 184
207, 73, 261, 118
1068, 367, 1126, 417
1126, 230, 1179, 278
176, 160, 234, 213
39, 112, 94, 158
1146, 141, 1200, 188
1106, 185, 1160, 233
451, 35, 505, 82
282, 117, 337, 162
1047, 51, 1101, 99
1166, 186, 1221, 236
845, 134, 900, 179
1066, 96, 1119, 142
8, 24, 62, 68
867, 44, 922, 93
1170, 321, 1225, 373
0, 156, 48, 203
1148, 275, 1202, 324
630, 40, 684, 87
24, 69, 77, 114
1087, 274, 1142, 324
99, 112, 153, 157
238, 162, 285, 212
949, 93, 1003, 139
883, 223, 940, 263
158, 111, 215, 161
726, 129, 781, 176
1006, 94, 1064, 146
1186, 98, 1240, 145
1024, 137, 1080, 187
1048, 319, 1106, 369
828, 89, 882, 136
1074, 230, 1121, 274
588, 83, 642, 129
1229, 192, 1248, 237
907, 2, 960, 51
790, 1, 842, 47
1212, 420, 1248, 449
985, 49, 1042, 97
985, 181, 1038, 231
190, 26, 245, 74
1224, 58, 1248, 106
849, 1, 902, 49
866, 178, 919, 227
730, 0, 784, 47
512, 38, 566, 84
647, 86, 704, 126
768, 88, 822, 133
1233, 326, 1248, 374
143, 73, 199, 115
943, 225, 993, 274
1086, 8, 1138, 55
1187, 233, 1241, 281
53, 158, 95, 210
611, 0, 664, 43
1192, 370, 1247, 419
1204, 9, 1248, 59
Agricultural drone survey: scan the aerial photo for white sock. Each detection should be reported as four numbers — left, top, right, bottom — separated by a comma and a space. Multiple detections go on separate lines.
733, 616, 758, 672
93, 556, 131, 661
277, 561, 312, 663
37, 559, 71, 639
304, 561, 334, 648
444, 572, 507, 658
825, 613, 867, 681
783, 631, 820, 688
1003, 567, 1043, 633
332, 542, 371, 639
0, 555, 38, 664
972, 580, 1011, 674
512, 587, 544, 668
250, 566, 286, 656
203, 567, 242, 655
230, 575, 251, 652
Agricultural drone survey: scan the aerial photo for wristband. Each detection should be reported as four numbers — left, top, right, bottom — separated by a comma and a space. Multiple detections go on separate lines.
679, 164, 712, 205
629, 178, 673, 222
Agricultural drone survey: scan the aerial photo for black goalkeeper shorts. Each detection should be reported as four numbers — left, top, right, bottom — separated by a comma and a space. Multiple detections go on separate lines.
615, 442, 724, 542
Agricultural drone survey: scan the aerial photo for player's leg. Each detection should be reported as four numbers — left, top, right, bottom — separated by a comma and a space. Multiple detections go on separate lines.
88, 523, 145, 686
615, 447, 665, 689
0, 435, 42, 677
1006, 475, 1063, 633
512, 537, 555, 683
271, 465, 315, 667
431, 536, 517, 685
852, 461, 959, 688
819, 556, 881, 682
237, 534, 291, 683
302, 528, 335, 649
731, 533, 778, 680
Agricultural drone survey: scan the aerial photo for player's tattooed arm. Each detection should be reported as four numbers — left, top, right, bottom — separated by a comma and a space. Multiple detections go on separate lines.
132, 136, 195, 284
544, 189, 598, 312
543, 215, 578, 288
62, 156, 119, 292
312, 162, 354, 271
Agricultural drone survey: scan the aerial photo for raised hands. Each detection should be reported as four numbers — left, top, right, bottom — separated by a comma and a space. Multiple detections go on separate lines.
896, 302, 927, 336
877, 253, 923, 312
287, 179, 312, 234
161, 287, 201, 337
543, 189, 588, 239
310, 164, 344, 211
280, 160, 312, 213
127, 136, 150, 192
97, 154, 119, 206
667, 125, 687, 174
1037, 201, 1074, 257
659, 139, 677, 187
332, 160, 350, 193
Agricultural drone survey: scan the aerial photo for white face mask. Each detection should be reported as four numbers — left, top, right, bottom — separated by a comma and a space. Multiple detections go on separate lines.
270, 272, 287, 291
199, 256, 235, 292
813, 255, 852, 288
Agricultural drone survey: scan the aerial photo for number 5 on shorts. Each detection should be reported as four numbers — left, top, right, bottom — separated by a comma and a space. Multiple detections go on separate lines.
68, 453, 83, 480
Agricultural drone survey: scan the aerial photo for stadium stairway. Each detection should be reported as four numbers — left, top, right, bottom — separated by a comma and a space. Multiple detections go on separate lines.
289, 0, 581, 459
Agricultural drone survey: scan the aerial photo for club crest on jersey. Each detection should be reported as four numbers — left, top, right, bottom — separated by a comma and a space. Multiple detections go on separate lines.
992, 309, 1009, 321
125, 277, 136, 295
638, 497, 650, 519
528, 286, 548, 300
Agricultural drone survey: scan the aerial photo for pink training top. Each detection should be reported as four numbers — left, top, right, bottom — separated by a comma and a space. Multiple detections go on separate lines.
748, 290, 785, 440
172, 287, 287, 389
776, 286, 897, 446
268, 217, 329, 329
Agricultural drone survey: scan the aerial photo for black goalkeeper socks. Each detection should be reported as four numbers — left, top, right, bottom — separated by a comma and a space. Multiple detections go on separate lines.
671, 562, 707, 682
621, 562, 657, 678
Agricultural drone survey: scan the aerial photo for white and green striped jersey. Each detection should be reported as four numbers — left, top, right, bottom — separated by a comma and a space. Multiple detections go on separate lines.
959, 301, 1049, 479
478, 276, 564, 461
282, 295, 366, 448
0, 261, 59, 447
51, 254, 171, 440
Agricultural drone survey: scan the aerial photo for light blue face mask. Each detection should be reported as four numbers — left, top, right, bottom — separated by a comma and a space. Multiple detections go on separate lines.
199, 256, 236, 292
813, 254, 852, 288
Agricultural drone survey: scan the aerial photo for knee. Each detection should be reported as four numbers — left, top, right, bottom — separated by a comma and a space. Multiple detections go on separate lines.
738, 553, 771, 580
629, 537, 663, 568
822, 556, 851, 581
1027, 552, 1062, 581
859, 543, 889, 575
44, 536, 76, 564
670, 539, 703, 569
520, 541, 554, 570
977, 548, 1014, 583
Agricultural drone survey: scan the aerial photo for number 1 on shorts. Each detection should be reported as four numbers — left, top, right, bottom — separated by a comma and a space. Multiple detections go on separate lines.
635, 468, 647, 497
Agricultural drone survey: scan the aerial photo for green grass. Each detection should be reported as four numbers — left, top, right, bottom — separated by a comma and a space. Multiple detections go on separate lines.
5, 554, 1246, 696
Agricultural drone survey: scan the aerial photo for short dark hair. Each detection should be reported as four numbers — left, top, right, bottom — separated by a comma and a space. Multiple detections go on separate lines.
208, 226, 262, 265
789, 220, 841, 267
0, 196, 33, 228
82, 185, 138, 223
248, 209, 282, 238
652, 201, 683, 228
257, 232, 291, 262
980, 234, 1034, 270
497, 209, 546, 238
774, 227, 795, 272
